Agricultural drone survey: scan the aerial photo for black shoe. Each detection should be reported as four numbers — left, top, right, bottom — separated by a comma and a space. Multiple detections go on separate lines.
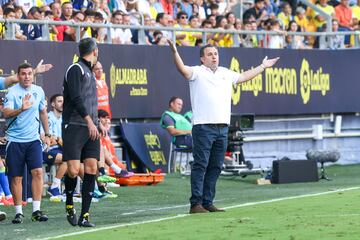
0, 211, 6, 222
12, 213, 24, 224
66, 205, 78, 226
78, 213, 95, 227
32, 210, 48, 222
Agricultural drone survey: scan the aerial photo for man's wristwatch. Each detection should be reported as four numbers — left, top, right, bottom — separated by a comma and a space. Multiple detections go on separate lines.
45, 133, 51, 137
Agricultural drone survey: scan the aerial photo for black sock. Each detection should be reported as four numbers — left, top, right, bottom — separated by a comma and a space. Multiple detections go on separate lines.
99, 167, 105, 176
65, 174, 77, 206
81, 173, 96, 217
98, 185, 106, 193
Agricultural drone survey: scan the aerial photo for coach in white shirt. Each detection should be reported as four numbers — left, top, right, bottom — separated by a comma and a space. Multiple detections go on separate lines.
167, 39, 279, 214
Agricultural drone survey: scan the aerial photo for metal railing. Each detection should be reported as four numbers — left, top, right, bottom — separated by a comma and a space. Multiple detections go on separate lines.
1, 18, 359, 48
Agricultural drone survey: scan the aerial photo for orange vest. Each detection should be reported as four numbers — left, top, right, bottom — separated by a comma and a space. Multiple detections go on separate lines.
101, 135, 125, 175
96, 79, 112, 118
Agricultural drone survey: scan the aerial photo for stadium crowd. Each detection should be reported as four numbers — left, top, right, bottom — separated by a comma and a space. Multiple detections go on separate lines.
0, 0, 359, 48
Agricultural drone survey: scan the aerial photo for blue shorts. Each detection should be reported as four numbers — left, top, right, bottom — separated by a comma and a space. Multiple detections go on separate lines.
6, 140, 43, 177
43, 147, 63, 165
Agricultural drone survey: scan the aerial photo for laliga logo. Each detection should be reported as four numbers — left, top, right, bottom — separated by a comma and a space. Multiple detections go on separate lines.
300, 59, 311, 104
300, 59, 330, 104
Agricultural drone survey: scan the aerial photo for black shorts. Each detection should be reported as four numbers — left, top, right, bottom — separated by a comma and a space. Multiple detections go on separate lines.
62, 124, 100, 162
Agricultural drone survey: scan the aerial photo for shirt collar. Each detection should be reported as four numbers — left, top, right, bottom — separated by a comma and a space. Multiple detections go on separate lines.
79, 58, 92, 69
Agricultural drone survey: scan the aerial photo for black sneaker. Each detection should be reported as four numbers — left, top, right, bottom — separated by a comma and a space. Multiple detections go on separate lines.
66, 205, 78, 226
12, 213, 24, 224
32, 210, 48, 222
78, 213, 95, 227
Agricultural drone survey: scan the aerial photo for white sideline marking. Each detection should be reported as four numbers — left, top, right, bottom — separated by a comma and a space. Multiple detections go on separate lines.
40, 186, 360, 240
121, 198, 230, 215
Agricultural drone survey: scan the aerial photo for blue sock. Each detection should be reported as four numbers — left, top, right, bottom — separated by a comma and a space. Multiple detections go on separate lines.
0, 167, 11, 197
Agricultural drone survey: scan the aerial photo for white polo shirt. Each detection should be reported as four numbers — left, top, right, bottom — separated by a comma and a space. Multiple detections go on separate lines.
189, 65, 240, 125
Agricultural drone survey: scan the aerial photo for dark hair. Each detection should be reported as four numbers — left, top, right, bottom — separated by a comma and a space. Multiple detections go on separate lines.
3, 7, 15, 17
17, 62, 33, 74
176, 11, 187, 20
72, 11, 85, 19
94, 12, 104, 20
50, 93, 63, 103
287, 20, 300, 32
201, 19, 213, 27
169, 96, 181, 107
156, 12, 165, 23
112, 10, 123, 18
189, 15, 198, 22
44, 10, 53, 17
84, 9, 96, 17
61, 2, 72, 7
200, 44, 216, 57
28, 6, 40, 16
78, 38, 97, 57
98, 109, 109, 118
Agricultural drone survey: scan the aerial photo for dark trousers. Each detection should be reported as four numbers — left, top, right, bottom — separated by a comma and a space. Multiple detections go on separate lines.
190, 124, 228, 207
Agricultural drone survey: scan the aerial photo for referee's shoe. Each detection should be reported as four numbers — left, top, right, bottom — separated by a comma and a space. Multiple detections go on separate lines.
78, 213, 95, 227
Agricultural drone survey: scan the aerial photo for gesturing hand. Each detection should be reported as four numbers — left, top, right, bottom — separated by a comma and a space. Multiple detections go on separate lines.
35, 59, 53, 74
21, 94, 33, 111
167, 39, 177, 53
262, 56, 280, 68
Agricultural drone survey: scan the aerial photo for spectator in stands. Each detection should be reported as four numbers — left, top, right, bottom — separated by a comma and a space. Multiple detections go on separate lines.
148, 0, 164, 20
73, 0, 93, 11
243, 0, 266, 22
16, 0, 34, 14
241, 20, 258, 48
109, 11, 133, 44
64, 11, 86, 41
44, 94, 67, 198
174, 0, 193, 18
92, 12, 107, 43
21, 6, 43, 40
225, 12, 236, 26
174, 11, 190, 46
277, 2, 293, 30
93, 61, 112, 118
153, 31, 169, 45
3, 62, 51, 224
51, 2, 70, 41
335, 0, 355, 30
319, 19, 345, 49
160, 96, 192, 148
167, 40, 279, 214
142, 13, 155, 44
1, 7, 27, 40
160, 0, 174, 16
207, 14, 217, 28
93, 0, 111, 21
352, 0, 360, 22
61, 2, 73, 21
156, 12, 174, 39
311, 0, 335, 31
294, 7, 309, 32
285, 20, 310, 49
193, 0, 206, 21
268, 19, 285, 48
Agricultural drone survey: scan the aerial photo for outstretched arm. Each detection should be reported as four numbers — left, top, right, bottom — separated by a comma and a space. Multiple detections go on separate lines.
4, 59, 53, 88
237, 56, 279, 84
167, 39, 193, 80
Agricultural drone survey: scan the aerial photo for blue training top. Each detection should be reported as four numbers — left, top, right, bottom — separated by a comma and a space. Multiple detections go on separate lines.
0, 77, 5, 90
4, 83, 46, 142
48, 111, 62, 138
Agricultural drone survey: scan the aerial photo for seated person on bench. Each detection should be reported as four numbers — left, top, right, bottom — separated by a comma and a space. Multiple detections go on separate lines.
160, 96, 192, 148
